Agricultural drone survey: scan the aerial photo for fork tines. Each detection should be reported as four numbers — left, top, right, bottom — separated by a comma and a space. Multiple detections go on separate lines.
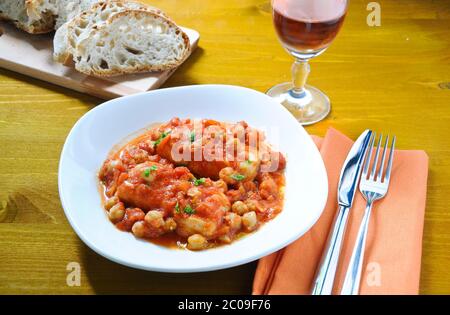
361, 133, 396, 184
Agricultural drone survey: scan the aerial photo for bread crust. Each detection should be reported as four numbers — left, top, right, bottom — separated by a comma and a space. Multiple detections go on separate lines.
57, 1, 165, 64
0, 16, 54, 34
3, 0, 191, 76
0, 1, 55, 34
73, 9, 190, 77
25, 0, 57, 33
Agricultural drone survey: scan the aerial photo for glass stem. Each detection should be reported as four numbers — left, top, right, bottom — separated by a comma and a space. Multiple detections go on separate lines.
291, 59, 310, 98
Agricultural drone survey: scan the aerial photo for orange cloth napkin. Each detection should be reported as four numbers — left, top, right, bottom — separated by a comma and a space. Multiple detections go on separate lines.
253, 128, 429, 295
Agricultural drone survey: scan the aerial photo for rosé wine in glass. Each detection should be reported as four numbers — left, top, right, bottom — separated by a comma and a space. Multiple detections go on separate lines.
268, 0, 348, 125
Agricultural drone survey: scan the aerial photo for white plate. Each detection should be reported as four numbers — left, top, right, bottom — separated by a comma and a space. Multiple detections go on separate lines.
58, 84, 328, 273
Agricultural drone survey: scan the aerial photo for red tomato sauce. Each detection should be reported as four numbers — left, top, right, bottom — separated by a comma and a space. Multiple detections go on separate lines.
98, 118, 286, 250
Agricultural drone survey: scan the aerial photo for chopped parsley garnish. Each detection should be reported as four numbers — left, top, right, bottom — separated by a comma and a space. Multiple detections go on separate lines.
175, 202, 180, 213
231, 174, 245, 181
193, 178, 206, 186
149, 165, 158, 171
143, 165, 158, 177
154, 130, 171, 146
246, 159, 252, 164
184, 205, 195, 215
190, 131, 195, 143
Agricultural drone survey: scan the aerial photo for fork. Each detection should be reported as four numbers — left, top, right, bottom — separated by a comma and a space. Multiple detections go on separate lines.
340, 133, 396, 295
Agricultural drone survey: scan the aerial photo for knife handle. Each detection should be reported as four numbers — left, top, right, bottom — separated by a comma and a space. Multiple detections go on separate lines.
340, 201, 373, 295
311, 205, 350, 295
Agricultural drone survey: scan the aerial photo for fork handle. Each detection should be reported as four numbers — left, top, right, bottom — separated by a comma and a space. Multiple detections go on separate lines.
340, 201, 374, 295
311, 205, 350, 295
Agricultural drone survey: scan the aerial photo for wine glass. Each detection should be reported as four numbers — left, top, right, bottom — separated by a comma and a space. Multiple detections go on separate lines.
268, 0, 348, 125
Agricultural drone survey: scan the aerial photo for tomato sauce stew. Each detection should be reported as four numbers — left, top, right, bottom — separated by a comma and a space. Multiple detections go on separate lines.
99, 118, 286, 250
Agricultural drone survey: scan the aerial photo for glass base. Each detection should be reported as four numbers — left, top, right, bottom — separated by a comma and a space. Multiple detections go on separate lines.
266, 83, 330, 125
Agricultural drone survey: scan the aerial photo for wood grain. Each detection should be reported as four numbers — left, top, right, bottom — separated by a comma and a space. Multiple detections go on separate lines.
0, 0, 449, 294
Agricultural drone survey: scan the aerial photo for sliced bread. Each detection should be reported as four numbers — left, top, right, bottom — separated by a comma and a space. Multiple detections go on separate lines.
0, 0, 58, 34
73, 10, 190, 76
55, 0, 98, 30
53, 0, 166, 64
0, 0, 100, 33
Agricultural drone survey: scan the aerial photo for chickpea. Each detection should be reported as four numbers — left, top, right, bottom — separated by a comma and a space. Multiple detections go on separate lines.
108, 202, 125, 222
213, 179, 228, 192
218, 235, 232, 244
176, 216, 217, 238
225, 212, 242, 231
242, 211, 258, 231
164, 217, 177, 232
105, 182, 118, 198
145, 210, 164, 228
219, 167, 237, 185
237, 153, 260, 182
232, 200, 249, 215
104, 196, 119, 210
187, 234, 208, 250
187, 187, 201, 199
245, 199, 263, 213
131, 221, 146, 238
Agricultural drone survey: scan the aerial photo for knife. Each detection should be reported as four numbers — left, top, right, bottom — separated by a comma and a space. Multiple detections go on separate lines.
311, 129, 373, 295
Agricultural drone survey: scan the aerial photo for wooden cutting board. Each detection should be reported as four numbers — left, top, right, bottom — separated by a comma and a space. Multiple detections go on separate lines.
0, 22, 200, 99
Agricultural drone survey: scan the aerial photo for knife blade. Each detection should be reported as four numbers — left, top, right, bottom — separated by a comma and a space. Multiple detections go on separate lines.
311, 129, 373, 295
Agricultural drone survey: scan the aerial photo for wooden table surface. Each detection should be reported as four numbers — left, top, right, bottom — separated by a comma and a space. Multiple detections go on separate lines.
0, 0, 449, 294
